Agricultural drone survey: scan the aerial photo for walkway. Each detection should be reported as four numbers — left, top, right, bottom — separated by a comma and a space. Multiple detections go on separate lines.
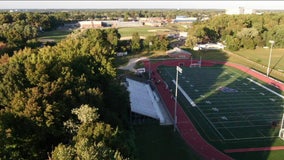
118, 57, 148, 71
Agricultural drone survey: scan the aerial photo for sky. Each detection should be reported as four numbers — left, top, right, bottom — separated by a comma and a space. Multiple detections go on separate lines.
0, 1, 284, 10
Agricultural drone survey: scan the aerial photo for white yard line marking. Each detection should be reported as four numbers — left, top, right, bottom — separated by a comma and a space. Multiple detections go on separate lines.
172, 80, 225, 140
206, 101, 212, 104
172, 80, 197, 107
247, 78, 284, 99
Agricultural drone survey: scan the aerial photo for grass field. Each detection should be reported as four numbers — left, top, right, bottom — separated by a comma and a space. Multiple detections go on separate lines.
134, 123, 200, 160
118, 26, 171, 37
38, 29, 73, 42
234, 48, 284, 72
157, 65, 284, 160
187, 49, 284, 82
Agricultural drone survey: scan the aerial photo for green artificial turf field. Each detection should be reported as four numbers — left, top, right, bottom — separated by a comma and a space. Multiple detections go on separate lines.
158, 65, 284, 154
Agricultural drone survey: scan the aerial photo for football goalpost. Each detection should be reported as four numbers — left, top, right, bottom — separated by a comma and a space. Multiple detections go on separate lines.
190, 56, 202, 68
279, 113, 284, 140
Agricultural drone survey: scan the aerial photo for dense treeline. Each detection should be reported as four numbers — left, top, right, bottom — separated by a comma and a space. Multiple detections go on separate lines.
0, 28, 133, 159
1, 9, 222, 21
0, 9, 217, 55
186, 13, 284, 50
0, 12, 64, 54
128, 32, 170, 53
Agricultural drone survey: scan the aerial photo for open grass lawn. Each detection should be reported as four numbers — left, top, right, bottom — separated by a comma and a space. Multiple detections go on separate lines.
118, 26, 171, 37
38, 29, 73, 42
158, 65, 284, 160
186, 48, 284, 82
234, 48, 284, 72
134, 123, 200, 160
229, 150, 284, 160
189, 48, 284, 70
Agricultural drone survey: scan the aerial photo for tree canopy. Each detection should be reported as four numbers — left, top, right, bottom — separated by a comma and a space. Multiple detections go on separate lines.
0, 12, 64, 55
0, 28, 133, 159
186, 13, 284, 50
52, 105, 127, 160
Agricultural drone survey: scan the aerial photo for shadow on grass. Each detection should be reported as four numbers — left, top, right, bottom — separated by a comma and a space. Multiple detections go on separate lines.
134, 123, 200, 160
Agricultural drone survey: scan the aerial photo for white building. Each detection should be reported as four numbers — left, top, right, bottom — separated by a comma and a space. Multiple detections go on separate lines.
225, 7, 255, 15
193, 43, 225, 51
173, 16, 197, 23
78, 21, 102, 29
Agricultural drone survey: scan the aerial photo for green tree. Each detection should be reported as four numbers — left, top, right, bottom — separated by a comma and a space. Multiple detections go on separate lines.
0, 28, 134, 159
225, 35, 241, 51
144, 35, 169, 51
131, 32, 141, 53
267, 24, 284, 48
105, 28, 121, 51
52, 105, 127, 160
237, 28, 259, 49
0, 13, 13, 24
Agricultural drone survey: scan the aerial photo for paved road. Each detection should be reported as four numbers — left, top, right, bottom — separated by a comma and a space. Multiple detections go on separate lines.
118, 57, 148, 71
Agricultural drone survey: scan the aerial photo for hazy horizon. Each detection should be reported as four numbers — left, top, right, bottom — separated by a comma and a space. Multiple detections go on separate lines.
0, 1, 284, 10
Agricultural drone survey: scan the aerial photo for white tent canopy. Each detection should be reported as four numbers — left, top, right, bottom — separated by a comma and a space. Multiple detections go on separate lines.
126, 78, 171, 124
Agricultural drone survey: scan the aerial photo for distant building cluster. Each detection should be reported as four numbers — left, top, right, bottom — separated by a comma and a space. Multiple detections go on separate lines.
139, 17, 166, 27
225, 7, 256, 15
78, 20, 143, 29
77, 8, 259, 32
78, 15, 198, 29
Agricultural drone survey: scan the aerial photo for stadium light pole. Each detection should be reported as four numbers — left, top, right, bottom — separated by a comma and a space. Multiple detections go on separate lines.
174, 66, 182, 132
266, 40, 275, 77
148, 42, 152, 80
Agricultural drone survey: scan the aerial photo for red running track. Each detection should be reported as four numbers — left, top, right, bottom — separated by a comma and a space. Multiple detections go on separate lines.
143, 59, 284, 160
144, 59, 233, 160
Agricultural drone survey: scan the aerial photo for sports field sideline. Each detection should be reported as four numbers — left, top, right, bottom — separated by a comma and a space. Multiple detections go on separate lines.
158, 65, 284, 141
